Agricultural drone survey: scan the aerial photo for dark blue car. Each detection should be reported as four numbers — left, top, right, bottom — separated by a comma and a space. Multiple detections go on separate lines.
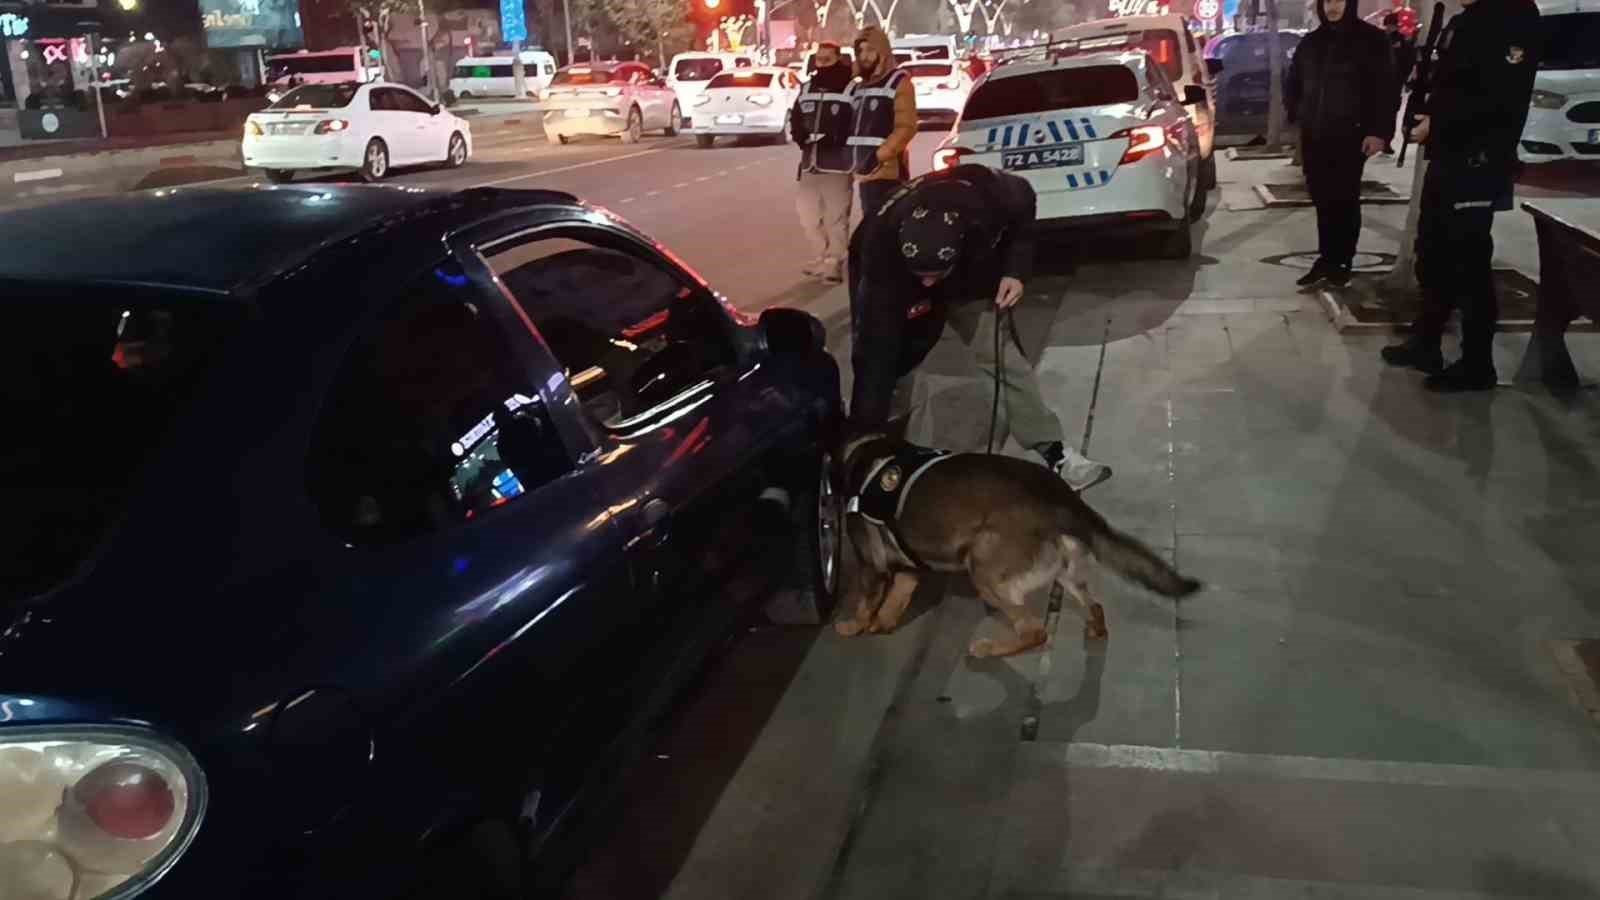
0, 185, 842, 899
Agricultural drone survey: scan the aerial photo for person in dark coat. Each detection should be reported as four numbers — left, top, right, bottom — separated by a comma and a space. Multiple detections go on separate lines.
1285, 0, 1397, 288
1382, 12, 1419, 153
847, 165, 1111, 491
1381, 0, 1541, 391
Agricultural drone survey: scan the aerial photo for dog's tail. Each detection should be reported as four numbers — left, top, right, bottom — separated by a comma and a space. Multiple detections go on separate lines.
1088, 526, 1202, 598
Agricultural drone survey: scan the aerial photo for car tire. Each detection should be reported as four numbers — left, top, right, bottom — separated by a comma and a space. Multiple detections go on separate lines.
1199, 151, 1217, 191
548, 131, 569, 145
446, 132, 468, 168
1187, 166, 1208, 220
410, 820, 525, 900
696, 133, 715, 149
664, 102, 682, 136
359, 138, 389, 182
459, 91, 474, 99
1160, 221, 1194, 259
619, 106, 643, 144
763, 445, 842, 626
772, 113, 791, 146
263, 169, 294, 184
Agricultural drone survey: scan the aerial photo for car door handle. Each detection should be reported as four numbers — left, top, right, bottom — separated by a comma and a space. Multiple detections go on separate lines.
626, 498, 672, 551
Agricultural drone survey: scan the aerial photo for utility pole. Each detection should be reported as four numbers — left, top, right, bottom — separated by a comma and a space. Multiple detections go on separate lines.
563, 0, 575, 65
1265, 0, 1284, 150
419, 0, 438, 99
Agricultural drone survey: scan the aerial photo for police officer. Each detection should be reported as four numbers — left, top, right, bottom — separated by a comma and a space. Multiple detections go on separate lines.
792, 43, 856, 283
1381, 0, 1541, 392
847, 26, 918, 217
847, 165, 1112, 491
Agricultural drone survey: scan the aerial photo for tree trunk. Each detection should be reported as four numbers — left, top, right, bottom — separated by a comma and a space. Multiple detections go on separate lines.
1265, 0, 1284, 151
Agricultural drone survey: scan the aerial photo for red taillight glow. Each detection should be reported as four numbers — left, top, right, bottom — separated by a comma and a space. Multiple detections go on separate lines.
313, 119, 350, 134
932, 146, 970, 171
1114, 125, 1166, 164
75, 762, 176, 840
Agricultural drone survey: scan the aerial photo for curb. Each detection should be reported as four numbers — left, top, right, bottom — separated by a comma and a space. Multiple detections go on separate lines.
1253, 183, 1410, 208
1316, 286, 1598, 335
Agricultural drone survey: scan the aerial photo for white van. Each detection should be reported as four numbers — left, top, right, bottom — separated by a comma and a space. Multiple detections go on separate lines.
265, 48, 381, 101
448, 50, 559, 99
1519, 0, 1600, 164
1054, 15, 1217, 187
667, 51, 757, 126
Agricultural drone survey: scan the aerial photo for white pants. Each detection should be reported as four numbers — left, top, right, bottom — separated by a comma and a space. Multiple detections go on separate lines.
795, 171, 854, 264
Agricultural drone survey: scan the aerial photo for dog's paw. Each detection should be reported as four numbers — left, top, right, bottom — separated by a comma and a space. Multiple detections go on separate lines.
968, 638, 998, 658
835, 620, 867, 637
1085, 604, 1109, 640
869, 617, 899, 635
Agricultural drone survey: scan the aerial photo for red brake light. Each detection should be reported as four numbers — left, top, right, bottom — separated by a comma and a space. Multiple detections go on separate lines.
75, 762, 176, 840
932, 146, 970, 171
313, 119, 349, 134
1114, 125, 1166, 164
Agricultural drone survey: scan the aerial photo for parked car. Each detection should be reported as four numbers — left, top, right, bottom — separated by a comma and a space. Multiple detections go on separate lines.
687, 66, 804, 147
0, 184, 842, 900
449, 50, 560, 99
666, 51, 756, 127
542, 61, 682, 144
1203, 30, 1302, 139
934, 49, 1207, 257
1054, 13, 1218, 190
1519, 0, 1600, 163
243, 81, 472, 183
899, 58, 976, 126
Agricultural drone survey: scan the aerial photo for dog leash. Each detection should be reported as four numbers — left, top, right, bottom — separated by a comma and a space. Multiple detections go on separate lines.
986, 305, 1011, 455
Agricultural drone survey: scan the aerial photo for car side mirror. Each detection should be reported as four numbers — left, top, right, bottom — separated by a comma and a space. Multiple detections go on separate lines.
430, 104, 441, 115
1204, 58, 1224, 76
1182, 84, 1208, 106
760, 307, 825, 355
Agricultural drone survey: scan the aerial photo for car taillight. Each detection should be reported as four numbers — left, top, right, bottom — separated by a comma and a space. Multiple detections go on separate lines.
749, 92, 774, 106
245, 120, 263, 136
0, 732, 205, 899
313, 119, 349, 134
932, 145, 970, 171
1114, 125, 1165, 164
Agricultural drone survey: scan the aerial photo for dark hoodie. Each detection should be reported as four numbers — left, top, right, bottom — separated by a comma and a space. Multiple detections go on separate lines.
1285, 0, 1396, 139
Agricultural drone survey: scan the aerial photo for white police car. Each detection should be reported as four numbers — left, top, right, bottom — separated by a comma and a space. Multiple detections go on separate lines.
933, 50, 1208, 257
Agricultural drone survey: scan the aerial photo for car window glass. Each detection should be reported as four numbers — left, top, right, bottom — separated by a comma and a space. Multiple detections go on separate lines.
963, 65, 1139, 120
1148, 60, 1177, 101
368, 88, 388, 111
487, 234, 738, 431
396, 90, 433, 113
307, 267, 574, 545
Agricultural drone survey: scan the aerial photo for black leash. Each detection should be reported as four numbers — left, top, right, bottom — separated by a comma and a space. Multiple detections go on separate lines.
986, 306, 1010, 455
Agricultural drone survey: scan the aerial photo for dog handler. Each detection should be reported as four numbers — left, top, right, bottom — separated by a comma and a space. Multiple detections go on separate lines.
847, 164, 1113, 491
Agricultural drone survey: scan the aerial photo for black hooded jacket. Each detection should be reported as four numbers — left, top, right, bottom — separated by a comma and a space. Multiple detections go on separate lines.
1286, 0, 1397, 140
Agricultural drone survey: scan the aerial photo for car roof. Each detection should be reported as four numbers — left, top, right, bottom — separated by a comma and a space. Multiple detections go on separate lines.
1059, 14, 1189, 32
0, 185, 576, 295
985, 49, 1147, 82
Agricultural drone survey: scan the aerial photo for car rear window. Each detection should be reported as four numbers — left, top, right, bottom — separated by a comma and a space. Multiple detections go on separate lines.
1059, 30, 1183, 80
270, 83, 358, 109
1541, 13, 1600, 70
675, 58, 725, 81
709, 72, 774, 88
903, 63, 954, 79
5, 291, 245, 600
552, 68, 614, 85
963, 65, 1139, 121
455, 63, 515, 78
268, 54, 356, 77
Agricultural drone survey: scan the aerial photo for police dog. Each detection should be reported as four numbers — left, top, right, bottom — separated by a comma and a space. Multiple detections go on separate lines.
835, 433, 1201, 657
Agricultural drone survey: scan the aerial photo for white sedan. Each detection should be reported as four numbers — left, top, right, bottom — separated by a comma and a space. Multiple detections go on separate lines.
243, 82, 471, 183
687, 67, 803, 148
900, 59, 975, 127
933, 51, 1206, 257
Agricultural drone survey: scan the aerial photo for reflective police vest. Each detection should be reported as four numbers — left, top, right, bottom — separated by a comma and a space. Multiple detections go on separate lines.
796, 81, 855, 175
845, 70, 909, 176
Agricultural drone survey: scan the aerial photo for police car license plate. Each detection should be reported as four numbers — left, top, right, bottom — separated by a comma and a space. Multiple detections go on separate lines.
716, 114, 743, 125
564, 108, 589, 118
1002, 145, 1084, 170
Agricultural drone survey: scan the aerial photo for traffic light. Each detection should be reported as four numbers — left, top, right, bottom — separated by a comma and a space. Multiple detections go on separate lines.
704, 0, 721, 8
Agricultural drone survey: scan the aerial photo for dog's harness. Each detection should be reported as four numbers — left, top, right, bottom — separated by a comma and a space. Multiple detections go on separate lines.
845, 445, 954, 569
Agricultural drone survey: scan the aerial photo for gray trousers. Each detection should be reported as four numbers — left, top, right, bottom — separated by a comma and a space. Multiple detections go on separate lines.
795, 171, 853, 264
945, 299, 1065, 450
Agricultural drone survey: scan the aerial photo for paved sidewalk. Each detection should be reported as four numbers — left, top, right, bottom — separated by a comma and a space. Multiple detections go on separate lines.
567, 169, 1600, 899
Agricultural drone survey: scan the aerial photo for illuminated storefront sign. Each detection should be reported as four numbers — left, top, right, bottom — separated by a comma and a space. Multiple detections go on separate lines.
1108, 0, 1167, 15
1, 12, 30, 37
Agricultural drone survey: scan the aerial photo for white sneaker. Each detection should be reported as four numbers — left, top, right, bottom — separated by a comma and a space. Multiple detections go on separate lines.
1036, 441, 1113, 492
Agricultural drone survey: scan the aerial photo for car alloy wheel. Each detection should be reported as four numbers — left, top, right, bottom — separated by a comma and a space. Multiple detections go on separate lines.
361, 139, 389, 181
619, 107, 642, 144
447, 132, 467, 168
665, 103, 681, 136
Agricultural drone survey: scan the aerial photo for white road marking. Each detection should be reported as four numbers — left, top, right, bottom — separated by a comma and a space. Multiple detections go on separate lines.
621, 197, 635, 203
645, 190, 660, 197
694, 176, 711, 183
718, 170, 730, 176
672, 182, 689, 188
474, 148, 666, 187
14, 168, 64, 183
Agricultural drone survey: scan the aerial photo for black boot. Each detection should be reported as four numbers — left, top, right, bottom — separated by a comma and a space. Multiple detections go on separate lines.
1296, 259, 1331, 288
1381, 338, 1445, 374
1424, 358, 1498, 393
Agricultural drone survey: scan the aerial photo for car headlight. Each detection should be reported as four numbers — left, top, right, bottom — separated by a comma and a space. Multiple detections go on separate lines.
1531, 89, 1567, 110
0, 727, 206, 900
